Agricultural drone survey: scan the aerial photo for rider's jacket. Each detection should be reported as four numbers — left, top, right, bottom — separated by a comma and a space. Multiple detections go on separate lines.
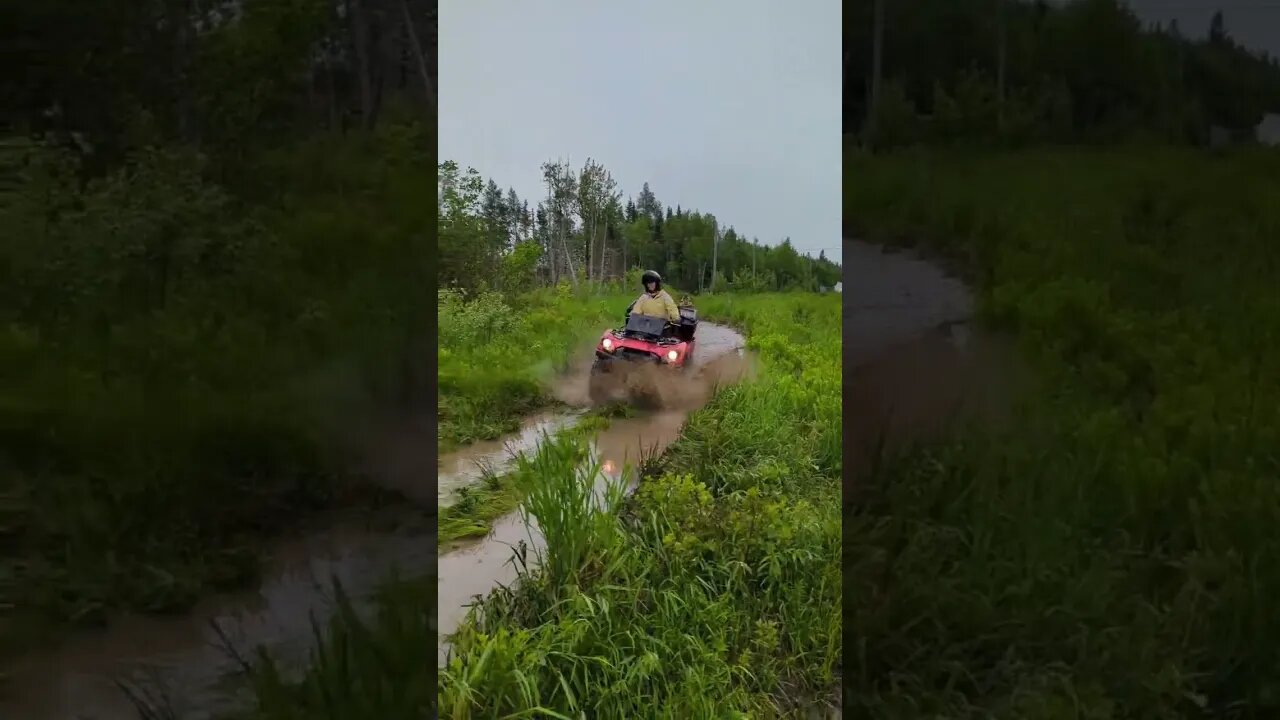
631, 289, 679, 322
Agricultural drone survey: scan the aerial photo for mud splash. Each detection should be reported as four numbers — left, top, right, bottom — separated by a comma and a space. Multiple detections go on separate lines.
550, 321, 750, 409
434, 322, 752, 509
437, 322, 754, 664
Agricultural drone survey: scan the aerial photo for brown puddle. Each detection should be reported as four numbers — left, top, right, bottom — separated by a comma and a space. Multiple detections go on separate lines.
436, 412, 582, 508
844, 239, 1024, 490
0, 522, 435, 720
437, 322, 754, 665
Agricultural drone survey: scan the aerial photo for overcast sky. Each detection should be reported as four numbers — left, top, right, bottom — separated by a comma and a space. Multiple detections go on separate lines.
439, 1, 843, 264
1119, 1, 1279, 56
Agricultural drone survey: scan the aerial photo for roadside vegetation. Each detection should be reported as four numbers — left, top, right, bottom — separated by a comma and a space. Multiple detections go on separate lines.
845, 147, 1280, 717
240, 292, 841, 718
437, 286, 627, 453
846, 0, 1280, 713
1, 0, 432, 661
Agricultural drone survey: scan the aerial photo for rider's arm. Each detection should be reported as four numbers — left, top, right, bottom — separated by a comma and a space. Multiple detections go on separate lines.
662, 292, 679, 322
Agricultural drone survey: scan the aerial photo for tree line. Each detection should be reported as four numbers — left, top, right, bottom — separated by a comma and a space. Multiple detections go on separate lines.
438, 158, 842, 297
847, 0, 1280, 147
5, 0, 433, 178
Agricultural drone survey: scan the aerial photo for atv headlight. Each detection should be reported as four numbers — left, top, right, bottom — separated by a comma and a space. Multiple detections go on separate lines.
602, 337, 614, 351
666, 349, 678, 362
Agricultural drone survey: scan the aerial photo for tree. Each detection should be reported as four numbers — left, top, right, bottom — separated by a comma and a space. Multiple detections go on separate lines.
576, 158, 618, 284
436, 157, 841, 296
505, 188, 521, 243
438, 161, 487, 289
844, 0, 1280, 146
541, 159, 579, 289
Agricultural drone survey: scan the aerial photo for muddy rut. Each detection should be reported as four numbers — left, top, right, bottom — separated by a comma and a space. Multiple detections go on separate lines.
435, 322, 753, 665
843, 239, 1023, 495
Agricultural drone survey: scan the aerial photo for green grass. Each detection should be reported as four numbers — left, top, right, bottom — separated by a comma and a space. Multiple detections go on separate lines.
237, 291, 841, 718
844, 145, 1280, 717
243, 575, 437, 720
437, 412, 613, 547
437, 286, 634, 453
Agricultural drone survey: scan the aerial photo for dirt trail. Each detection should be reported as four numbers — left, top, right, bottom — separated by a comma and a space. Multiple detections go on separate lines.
435, 322, 753, 665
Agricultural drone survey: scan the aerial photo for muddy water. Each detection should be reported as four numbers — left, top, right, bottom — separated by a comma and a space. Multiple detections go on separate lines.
844, 241, 974, 362
844, 239, 1023, 488
436, 322, 753, 665
0, 523, 435, 720
436, 412, 582, 508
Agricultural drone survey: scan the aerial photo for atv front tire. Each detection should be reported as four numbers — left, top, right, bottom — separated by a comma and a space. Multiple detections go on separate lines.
588, 362, 612, 404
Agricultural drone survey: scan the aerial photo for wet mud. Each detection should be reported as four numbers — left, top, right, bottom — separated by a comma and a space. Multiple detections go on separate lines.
844, 239, 1024, 492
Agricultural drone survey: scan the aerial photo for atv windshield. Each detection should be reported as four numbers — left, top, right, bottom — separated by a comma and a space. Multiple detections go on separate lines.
623, 313, 667, 339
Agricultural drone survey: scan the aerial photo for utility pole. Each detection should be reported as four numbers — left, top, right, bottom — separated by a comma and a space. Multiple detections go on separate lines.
866, 0, 885, 148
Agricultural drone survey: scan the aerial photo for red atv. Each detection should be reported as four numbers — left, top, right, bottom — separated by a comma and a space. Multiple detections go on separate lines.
588, 302, 698, 404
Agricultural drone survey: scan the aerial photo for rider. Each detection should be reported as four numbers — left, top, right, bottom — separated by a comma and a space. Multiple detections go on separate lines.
628, 270, 680, 324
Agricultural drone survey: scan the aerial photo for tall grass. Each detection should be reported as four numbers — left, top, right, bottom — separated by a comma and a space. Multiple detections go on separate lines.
244, 576, 436, 720
844, 146, 1280, 716
242, 292, 841, 718
512, 432, 629, 588
436, 413, 615, 546
437, 286, 633, 452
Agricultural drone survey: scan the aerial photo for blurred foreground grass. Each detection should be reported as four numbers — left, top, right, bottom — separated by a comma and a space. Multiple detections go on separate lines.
844, 146, 1280, 717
